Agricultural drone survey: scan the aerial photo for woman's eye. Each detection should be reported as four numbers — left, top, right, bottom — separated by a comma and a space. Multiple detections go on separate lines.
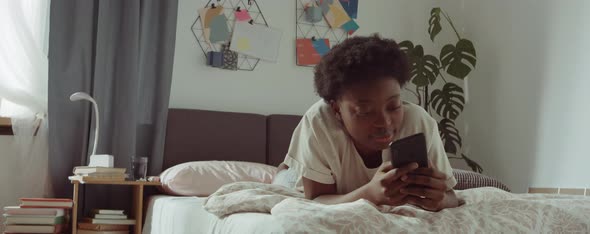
386, 105, 401, 111
357, 111, 369, 116
356, 109, 373, 117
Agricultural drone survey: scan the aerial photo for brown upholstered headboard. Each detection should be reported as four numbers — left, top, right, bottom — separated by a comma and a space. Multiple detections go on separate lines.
162, 109, 302, 171
161, 109, 499, 191
267, 114, 303, 166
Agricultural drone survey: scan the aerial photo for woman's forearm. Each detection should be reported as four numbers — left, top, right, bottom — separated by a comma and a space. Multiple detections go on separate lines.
313, 184, 373, 205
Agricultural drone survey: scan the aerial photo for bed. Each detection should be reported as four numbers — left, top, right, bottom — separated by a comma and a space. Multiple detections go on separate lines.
143, 108, 590, 233
143, 109, 298, 234
143, 195, 282, 233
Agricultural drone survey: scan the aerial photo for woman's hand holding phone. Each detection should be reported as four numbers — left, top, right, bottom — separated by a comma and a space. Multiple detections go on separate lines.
363, 161, 418, 206
400, 162, 450, 211
387, 133, 452, 211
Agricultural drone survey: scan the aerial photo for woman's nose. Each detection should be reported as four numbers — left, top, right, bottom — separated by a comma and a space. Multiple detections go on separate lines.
374, 111, 392, 127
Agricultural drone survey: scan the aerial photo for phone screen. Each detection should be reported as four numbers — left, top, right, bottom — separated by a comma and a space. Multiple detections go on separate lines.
389, 133, 429, 168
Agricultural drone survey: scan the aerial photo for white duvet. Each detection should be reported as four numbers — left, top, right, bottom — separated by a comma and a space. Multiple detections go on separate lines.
204, 182, 590, 233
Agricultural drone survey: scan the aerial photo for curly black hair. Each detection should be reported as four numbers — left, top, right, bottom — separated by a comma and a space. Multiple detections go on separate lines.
314, 34, 410, 101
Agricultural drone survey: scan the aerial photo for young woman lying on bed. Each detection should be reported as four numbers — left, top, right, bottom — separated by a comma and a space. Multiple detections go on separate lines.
278, 34, 462, 211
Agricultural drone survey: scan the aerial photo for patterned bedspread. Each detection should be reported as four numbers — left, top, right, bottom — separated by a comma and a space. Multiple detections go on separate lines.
204, 182, 590, 233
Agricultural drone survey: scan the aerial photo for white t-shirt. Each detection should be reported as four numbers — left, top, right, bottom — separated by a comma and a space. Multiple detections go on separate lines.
283, 100, 457, 194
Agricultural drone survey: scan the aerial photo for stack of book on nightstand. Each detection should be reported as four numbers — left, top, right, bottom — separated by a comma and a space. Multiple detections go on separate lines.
2, 198, 73, 233
68, 167, 127, 183
77, 209, 133, 234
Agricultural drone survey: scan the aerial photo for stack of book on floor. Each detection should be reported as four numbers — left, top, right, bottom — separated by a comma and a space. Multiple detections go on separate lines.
68, 167, 127, 183
2, 198, 73, 233
77, 209, 133, 234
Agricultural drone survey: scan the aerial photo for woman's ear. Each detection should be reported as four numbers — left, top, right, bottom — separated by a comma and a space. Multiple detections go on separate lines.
329, 100, 342, 121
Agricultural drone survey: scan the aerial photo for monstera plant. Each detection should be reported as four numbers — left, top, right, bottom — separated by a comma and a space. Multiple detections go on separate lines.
401, 8, 483, 172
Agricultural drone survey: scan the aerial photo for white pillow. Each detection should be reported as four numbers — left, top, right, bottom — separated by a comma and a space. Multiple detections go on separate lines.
159, 161, 278, 196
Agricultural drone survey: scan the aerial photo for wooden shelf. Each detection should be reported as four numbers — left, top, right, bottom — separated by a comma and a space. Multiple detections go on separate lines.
70, 179, 161, 234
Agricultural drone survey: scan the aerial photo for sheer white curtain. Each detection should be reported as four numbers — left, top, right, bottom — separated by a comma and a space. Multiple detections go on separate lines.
0, 0, 51, 211
0, 0, 48, 117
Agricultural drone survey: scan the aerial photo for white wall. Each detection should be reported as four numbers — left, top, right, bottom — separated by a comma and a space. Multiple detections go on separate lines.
170, 0, 439, 115
462, 0, 590, 192
170, 0, 590, 191
0, 136, 49, 232
170, 0, 476, 170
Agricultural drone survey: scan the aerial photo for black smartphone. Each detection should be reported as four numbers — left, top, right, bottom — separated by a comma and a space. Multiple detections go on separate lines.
388, 133, 429, 168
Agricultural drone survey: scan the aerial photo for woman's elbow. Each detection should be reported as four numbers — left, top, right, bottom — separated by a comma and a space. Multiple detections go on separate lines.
302, 177, 336, 200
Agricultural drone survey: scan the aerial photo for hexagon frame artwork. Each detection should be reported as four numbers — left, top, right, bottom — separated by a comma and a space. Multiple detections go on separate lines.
191, 0, 269, 71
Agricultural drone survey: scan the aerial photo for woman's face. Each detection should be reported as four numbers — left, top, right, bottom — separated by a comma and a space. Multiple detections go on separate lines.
331, 78, 404, 157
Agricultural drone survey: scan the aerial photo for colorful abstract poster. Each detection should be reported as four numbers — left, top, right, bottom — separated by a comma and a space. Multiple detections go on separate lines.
340, 0, 358, 19
296, 38, 330, 65
305, 4, 323, 23
317, 0, 359, 35
234, 9, 252, 22
199, 6, 230, 43
207, 51, 224, 67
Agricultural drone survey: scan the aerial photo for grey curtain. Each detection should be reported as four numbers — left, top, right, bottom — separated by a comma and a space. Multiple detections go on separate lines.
48, 0, 178, 211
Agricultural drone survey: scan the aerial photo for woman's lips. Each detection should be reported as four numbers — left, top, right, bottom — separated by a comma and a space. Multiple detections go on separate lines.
373, 135, 393, 143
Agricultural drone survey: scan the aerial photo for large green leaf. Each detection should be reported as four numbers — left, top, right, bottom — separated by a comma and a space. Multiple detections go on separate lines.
399, 40, 416, 63
399, 40, 415, 55
399, 41, 440, 87
430, 83, 465, 120
413, 53, 440, 87
438, 118, 462, 155
440, 39, 477, 79
428, 8, 442, 42
411, 47, 440, 87
462, 154, 483, 173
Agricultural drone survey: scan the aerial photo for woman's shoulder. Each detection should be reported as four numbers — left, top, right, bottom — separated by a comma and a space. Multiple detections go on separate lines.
303, 100, 338, 125
303, 99, 329, 116
299, 100, 345, 140
403, 101, 430, 117
400, 101, 438, 134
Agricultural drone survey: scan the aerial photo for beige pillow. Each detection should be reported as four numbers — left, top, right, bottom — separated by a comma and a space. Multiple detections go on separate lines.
159, 161, 278, 196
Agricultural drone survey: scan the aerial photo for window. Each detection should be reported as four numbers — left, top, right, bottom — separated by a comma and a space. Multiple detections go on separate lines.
0, 1, 49, 136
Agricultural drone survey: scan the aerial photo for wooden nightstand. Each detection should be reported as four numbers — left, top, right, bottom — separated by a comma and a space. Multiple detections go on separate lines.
70, 180, 161, 234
